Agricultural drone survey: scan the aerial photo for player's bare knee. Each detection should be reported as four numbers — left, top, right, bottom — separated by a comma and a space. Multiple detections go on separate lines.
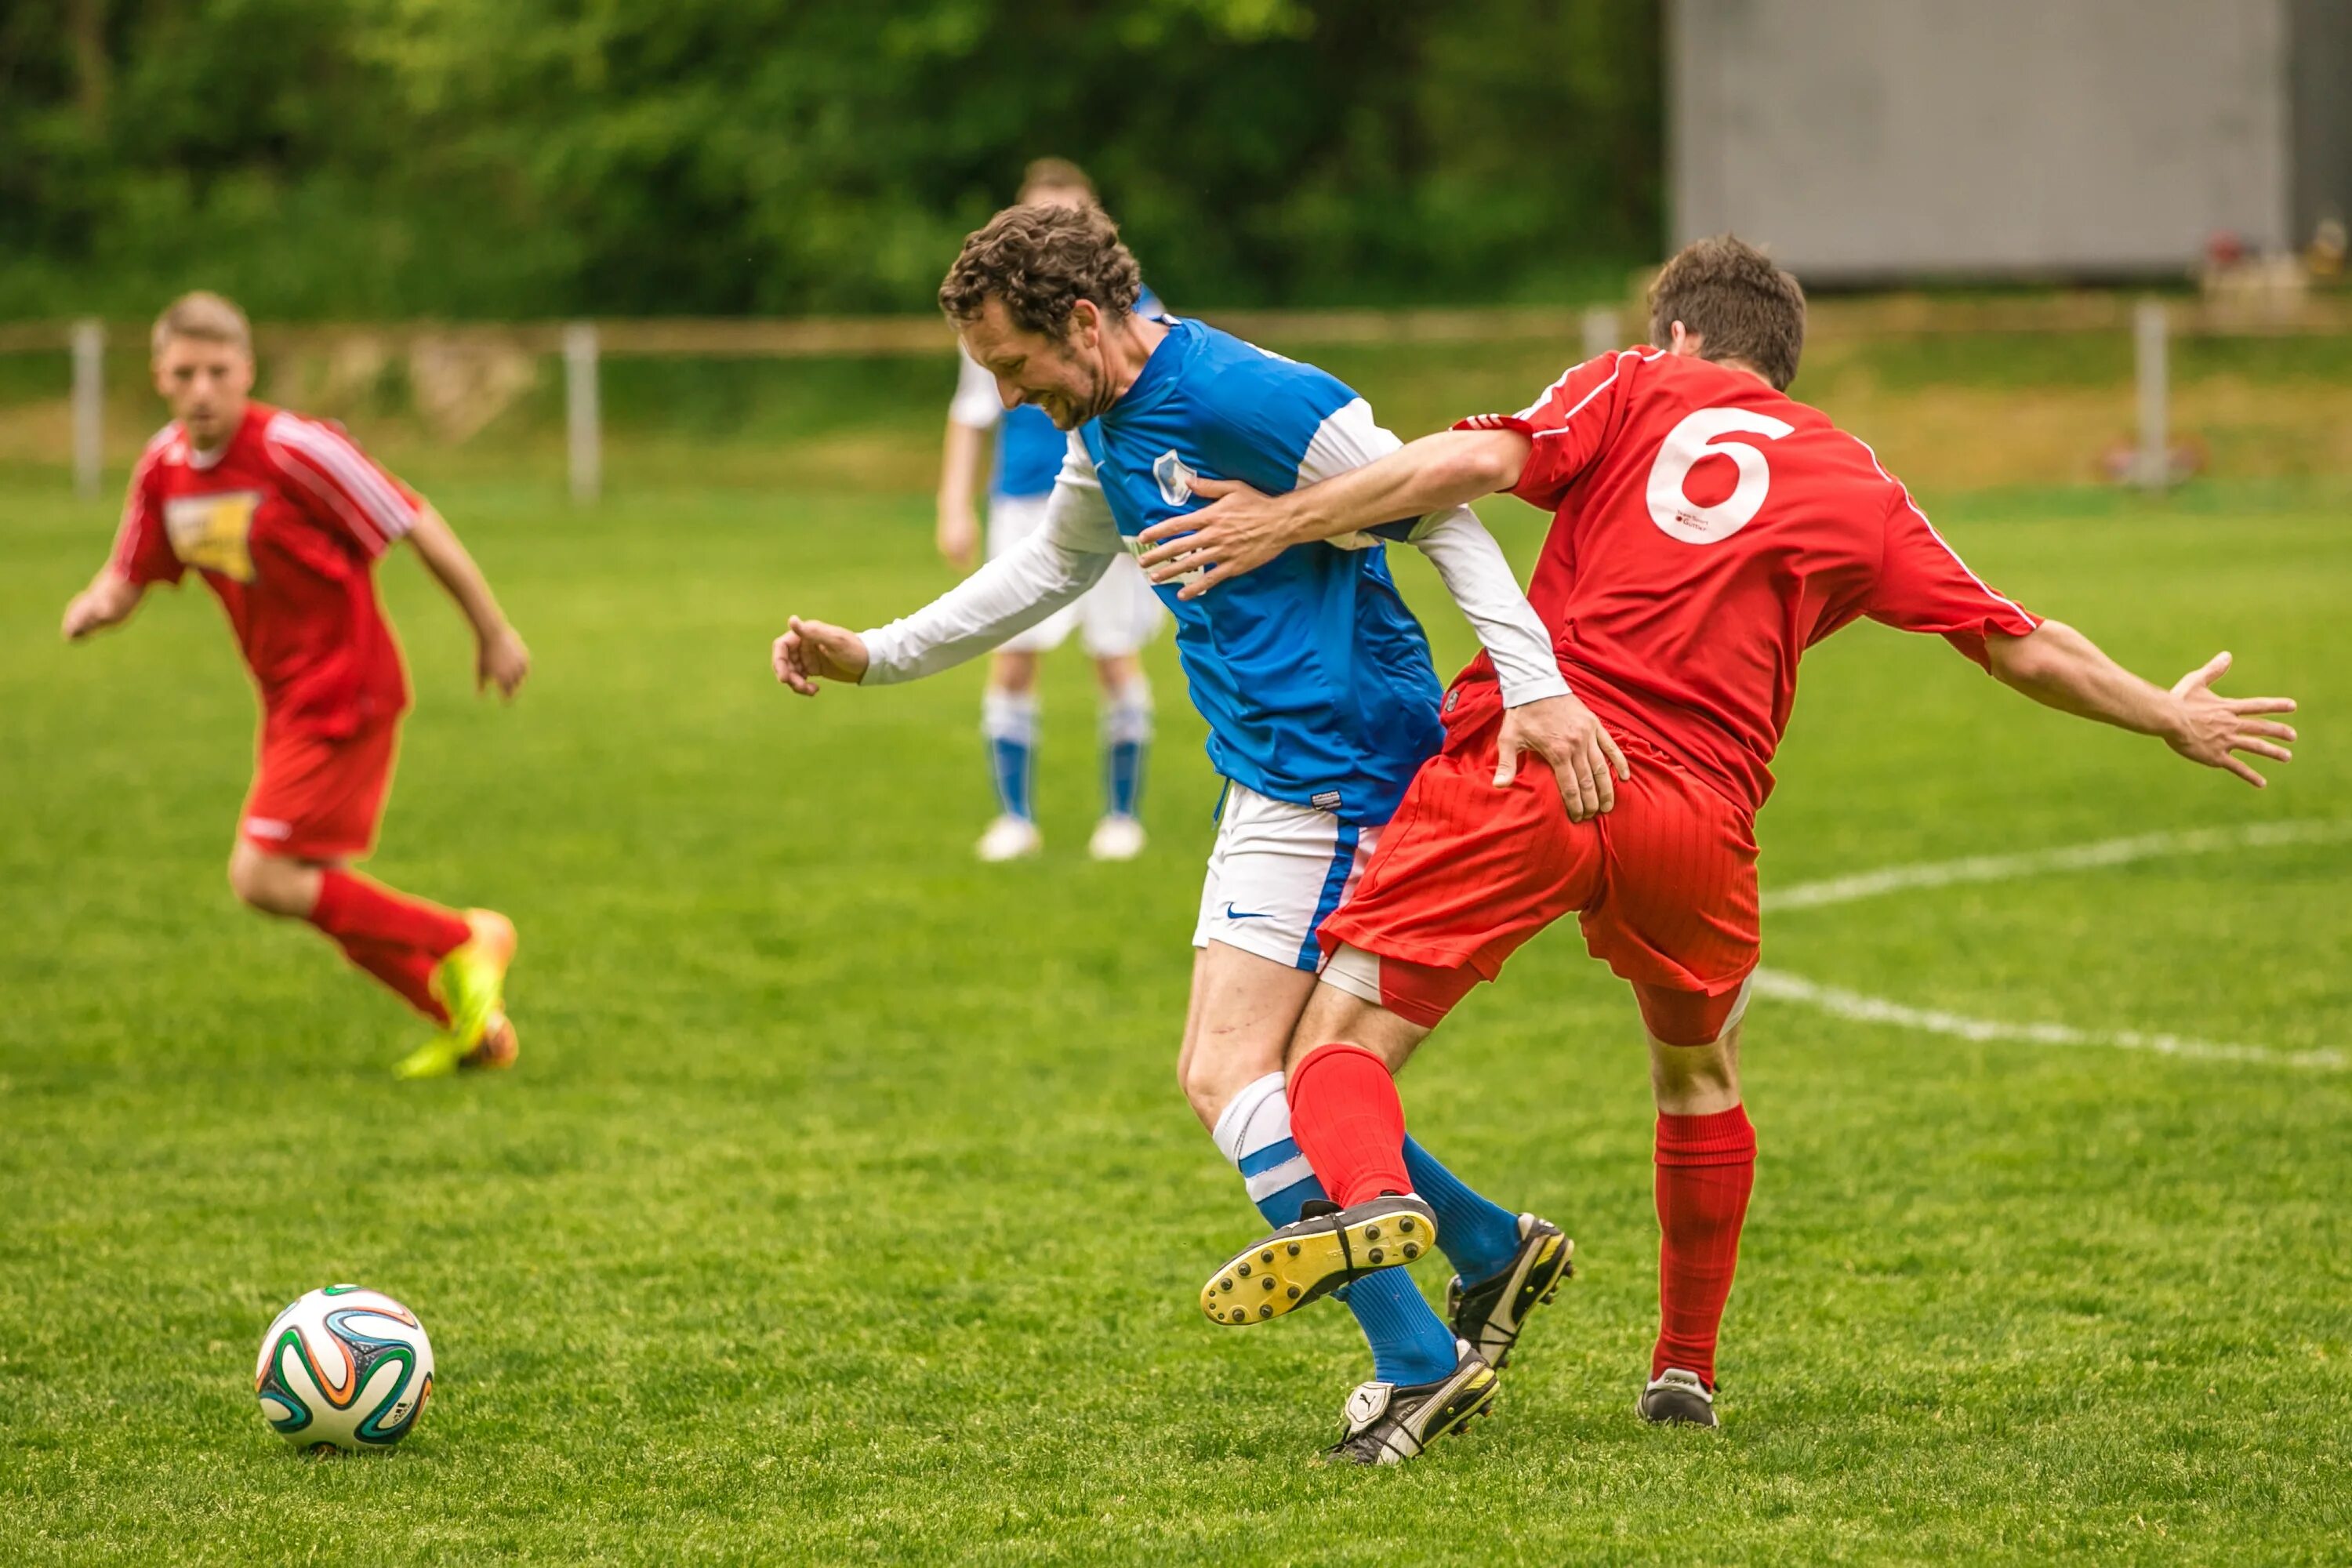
1179, 1044, 1280, 1130
227, 844, 306, 917
989, 651, 1040, 694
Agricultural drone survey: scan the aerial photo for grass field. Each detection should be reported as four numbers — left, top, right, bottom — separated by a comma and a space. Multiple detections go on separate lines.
3, 462, 2349, 1563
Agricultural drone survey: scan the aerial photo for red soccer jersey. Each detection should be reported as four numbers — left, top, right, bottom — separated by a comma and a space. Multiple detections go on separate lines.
1454, 349, 2041, 812
111, 401, 421, 739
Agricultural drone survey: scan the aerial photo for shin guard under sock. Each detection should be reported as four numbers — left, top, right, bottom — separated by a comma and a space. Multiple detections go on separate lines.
1214, 1073, 1457, 1386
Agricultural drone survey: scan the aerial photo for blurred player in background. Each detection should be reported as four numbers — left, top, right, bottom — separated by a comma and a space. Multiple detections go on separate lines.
778, 205, 1590, 1463
936, 158, 1166, 862
60, 292, 530, 1080
1142, 235, 2300, 1430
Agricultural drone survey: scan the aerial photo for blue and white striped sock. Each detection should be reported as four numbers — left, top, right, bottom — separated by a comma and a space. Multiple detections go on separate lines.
981, 688, 1039, 821
1213, 1072, 1458, 1387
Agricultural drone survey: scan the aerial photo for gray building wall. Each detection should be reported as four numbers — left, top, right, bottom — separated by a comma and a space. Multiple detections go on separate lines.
2289, 0, 2352, 241
1671, 0, 2296, 280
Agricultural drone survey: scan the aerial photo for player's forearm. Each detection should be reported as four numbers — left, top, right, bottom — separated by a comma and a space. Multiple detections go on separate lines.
406, 508, 514, 641
65, 568, 146, 635
1287, 430, 1531, 543
1987, 621, 2181, 739
1410, 511, 1569, 706
938, 421, 986, 514
861, 529, 1113, 684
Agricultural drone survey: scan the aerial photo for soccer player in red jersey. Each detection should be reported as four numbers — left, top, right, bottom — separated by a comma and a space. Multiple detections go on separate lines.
1136, 237, 2299, 1428
60, 292, 531, 1079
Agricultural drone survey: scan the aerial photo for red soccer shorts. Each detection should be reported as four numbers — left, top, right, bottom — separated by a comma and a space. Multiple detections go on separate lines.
1319, 686, 1759, 1045
240, 716, 401, 862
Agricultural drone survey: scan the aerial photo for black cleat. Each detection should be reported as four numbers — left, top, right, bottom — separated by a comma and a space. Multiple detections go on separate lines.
1636, 1367, 1719, 1428
1324, 1341, 1499, 1465
1444, 1213, 1573, 1370
1200, 1193, 1439, 1327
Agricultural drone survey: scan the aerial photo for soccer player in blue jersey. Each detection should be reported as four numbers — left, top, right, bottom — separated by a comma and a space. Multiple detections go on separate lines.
775, 203, 1590, 1462
935, 160, 1167, 863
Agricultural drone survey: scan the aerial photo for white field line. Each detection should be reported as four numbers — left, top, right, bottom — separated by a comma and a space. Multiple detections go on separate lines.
1755, 819, 2352, 1072
1762, 819, 2352, 913
1748, 968, 2347, 1072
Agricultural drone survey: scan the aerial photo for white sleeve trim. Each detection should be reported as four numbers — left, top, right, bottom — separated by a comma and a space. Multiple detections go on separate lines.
858, 459, 1120, 684
948, 347, 1004, 432
1409, 512, 1570, 706
263, 412, 419, 552
1296, 399, 1566, 704
1294, 397, 1409, 551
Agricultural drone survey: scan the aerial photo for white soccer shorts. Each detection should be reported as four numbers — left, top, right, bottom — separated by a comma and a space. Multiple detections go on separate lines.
987, 493, 1166, 658
1192, 782, 1385, 972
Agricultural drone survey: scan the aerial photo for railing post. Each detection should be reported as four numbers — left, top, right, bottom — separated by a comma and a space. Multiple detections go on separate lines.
564, 321, 601, 505
2133, 298, 2169, 490
72, 318, 105, 499
1581, 306, 1620, 361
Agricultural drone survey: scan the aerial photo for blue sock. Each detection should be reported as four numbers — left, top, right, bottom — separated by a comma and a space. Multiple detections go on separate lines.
982, 688, 1038, 820
1100, 676, 1151, 819
1403, 1134, 1522, 1287
1216, 1073, 1460, 1388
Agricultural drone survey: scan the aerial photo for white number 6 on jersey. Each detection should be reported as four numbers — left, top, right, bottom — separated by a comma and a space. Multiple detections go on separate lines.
1646, 407, 1796, 545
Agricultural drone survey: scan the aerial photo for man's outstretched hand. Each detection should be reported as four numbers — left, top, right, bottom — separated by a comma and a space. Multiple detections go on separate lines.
773, 615, 870, 696
1134, 476, 1299, 600
1494, 692, 1631, 822
2165, 651, 2296, 787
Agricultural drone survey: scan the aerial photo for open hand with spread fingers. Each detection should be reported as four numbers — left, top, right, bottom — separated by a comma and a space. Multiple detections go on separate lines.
1134, 475, 1300, 600
773, 615, 870, 696
2165, 651, 2296, 786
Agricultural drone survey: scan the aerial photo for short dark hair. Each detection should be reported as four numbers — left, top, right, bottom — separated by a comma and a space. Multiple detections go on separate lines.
938, 204, 1142, 339
1647, 235, 1806, 390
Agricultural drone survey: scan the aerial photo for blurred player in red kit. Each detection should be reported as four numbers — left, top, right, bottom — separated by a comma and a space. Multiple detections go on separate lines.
1139, 237, 2299, 1428
60, 292, 530, 1079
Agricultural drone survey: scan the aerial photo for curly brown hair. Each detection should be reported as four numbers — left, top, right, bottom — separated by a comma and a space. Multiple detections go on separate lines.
938, 205, 1143, 339
1646, 235, 1806, 390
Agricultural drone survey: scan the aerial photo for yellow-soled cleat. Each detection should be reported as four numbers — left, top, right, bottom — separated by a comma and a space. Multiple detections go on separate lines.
460, 1009, 519, 1071
395, 909, 518, 1080
1200, 1194, 1438, 1326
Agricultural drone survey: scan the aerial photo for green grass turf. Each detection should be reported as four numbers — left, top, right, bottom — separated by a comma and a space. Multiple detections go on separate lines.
2, 468, 2347, 1564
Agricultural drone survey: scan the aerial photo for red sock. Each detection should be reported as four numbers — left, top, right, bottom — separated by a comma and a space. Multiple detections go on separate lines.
335, 937, 451, 1025
1286, 1043, 1412, 1207
307, 870, 471, 1025
1653, 1104, 1757, 1387
310, 869, 471, 956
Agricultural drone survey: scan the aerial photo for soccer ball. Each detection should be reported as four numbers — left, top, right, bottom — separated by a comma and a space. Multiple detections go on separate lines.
254, 1285, 434, 1453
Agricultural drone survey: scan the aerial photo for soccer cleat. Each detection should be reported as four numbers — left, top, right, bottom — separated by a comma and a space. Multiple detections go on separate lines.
460, 1009, 520, 1071
397, 909, 517, 1080
1636, 1367, 1719, 1428
1324, 1341, 1497, 1465
1200, 1194, 1438, 1326
1445, 1213, 1573, 1370
975, 814, 1043, 862
1087, 812, 1147, 862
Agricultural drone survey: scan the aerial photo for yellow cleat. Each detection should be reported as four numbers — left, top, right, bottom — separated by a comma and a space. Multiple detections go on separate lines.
461, 1009, 519, 1071
395, 909, 519, 1080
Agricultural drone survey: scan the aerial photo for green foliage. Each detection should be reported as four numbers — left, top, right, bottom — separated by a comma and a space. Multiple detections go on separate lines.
0, 0, 1659, 319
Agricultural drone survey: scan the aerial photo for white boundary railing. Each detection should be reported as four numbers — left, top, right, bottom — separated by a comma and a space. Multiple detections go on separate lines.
9, 293, 2345, 503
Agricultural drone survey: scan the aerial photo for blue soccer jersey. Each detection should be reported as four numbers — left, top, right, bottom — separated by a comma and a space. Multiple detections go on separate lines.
1071, 318, 1443, 824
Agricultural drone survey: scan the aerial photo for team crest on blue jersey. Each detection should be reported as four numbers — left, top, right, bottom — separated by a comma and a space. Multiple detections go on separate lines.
1153, 450, 1198, 507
